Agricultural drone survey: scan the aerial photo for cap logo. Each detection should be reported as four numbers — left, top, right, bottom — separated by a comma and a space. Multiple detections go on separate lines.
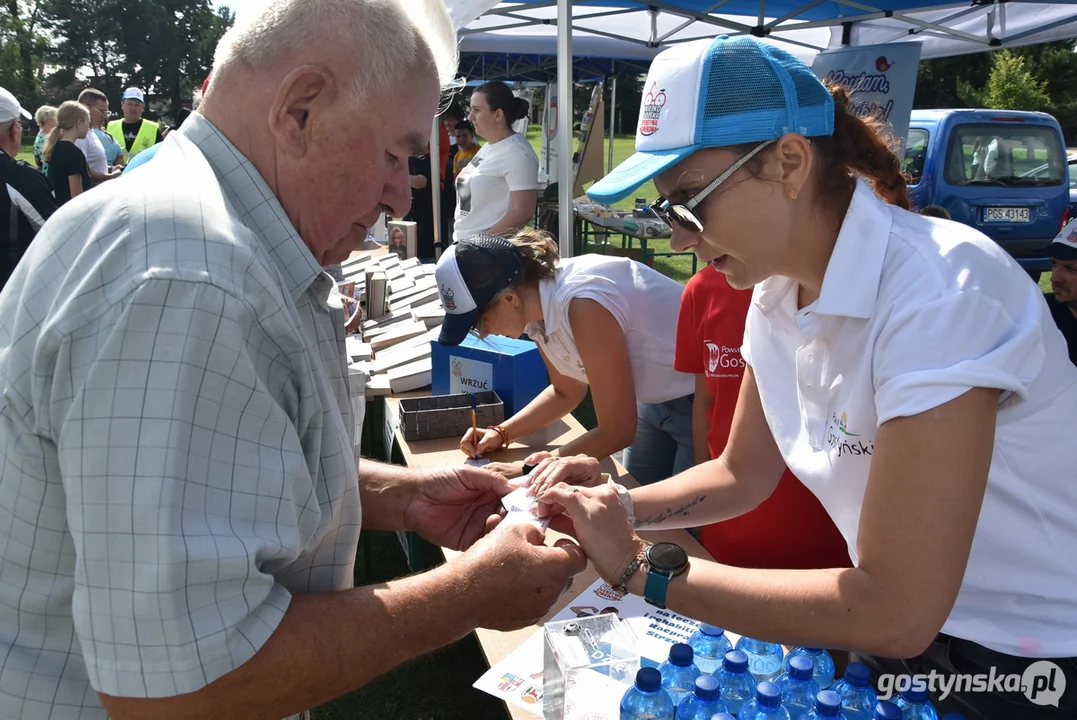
1065, 228, 1077, 246
640, 82, 667, 136
440, 284, 457, 311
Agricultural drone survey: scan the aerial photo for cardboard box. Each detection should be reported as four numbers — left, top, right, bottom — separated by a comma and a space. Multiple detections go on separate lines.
431, 335, 548, 417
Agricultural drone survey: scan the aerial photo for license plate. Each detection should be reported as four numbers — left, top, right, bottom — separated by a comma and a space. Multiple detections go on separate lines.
984, 207, 1030, 223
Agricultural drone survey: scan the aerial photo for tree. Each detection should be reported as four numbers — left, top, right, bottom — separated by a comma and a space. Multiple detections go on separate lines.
0, 0, 50, 107
983, 50, 1051, 112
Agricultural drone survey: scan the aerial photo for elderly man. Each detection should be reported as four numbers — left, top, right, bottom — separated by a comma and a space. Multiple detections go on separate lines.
0, 85, 56, 288
0, 2, 585, 719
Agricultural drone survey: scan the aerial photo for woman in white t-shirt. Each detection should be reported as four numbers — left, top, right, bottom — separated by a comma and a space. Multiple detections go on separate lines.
434, 232, 696, 485
454, 81, 539, 241
532, 37, 1077, 719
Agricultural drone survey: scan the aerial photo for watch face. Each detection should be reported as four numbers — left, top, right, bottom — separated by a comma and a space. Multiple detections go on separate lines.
647, 542, 688, 573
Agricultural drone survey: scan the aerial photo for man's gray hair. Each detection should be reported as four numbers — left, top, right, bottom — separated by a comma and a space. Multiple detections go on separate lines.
212, 0, 459, 102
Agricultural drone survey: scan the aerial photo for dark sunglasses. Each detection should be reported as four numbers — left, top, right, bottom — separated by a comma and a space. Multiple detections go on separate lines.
650, 140, 775, 233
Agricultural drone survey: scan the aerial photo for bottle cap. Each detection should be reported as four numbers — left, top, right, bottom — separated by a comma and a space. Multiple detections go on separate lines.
756, 681, 782, 707
669, 642, 694, 667
636, 667, 662, 692
788, 655, 814, 681
699, 623, 726, 637
843, 661, 872, 687
815, 690, 842, 717
711, 715, 736, 720
695, 674, 720, 700
873, 700, 902, 720
804, 647, 824, 653
723, 650, 749, 673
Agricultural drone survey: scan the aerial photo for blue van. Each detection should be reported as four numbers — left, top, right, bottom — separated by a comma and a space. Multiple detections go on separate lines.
902, 109, 1070, 275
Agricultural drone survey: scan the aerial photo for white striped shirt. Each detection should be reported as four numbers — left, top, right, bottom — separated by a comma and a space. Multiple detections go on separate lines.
0, 113, 362, 718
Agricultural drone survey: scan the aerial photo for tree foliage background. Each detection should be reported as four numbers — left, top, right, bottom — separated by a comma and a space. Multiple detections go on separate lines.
1, 0, 233, 123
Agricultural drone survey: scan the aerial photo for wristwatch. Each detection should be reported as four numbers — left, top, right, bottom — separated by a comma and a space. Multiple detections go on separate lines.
643, 542, 690, 609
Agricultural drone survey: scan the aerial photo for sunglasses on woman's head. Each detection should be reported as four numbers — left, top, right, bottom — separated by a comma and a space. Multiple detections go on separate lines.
649, 140, 776, 233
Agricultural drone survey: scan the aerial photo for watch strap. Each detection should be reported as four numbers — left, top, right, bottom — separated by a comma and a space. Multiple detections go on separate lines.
644, 566, 672, 609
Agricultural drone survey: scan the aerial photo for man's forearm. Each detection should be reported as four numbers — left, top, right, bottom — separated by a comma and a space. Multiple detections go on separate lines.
88, 167, 114, 182
631, 457, 777, 531
357, 458, 424, 531
101, 563, 477, 719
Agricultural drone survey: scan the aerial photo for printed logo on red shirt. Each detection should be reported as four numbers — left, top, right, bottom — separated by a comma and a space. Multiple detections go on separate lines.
705, 341, 746, 378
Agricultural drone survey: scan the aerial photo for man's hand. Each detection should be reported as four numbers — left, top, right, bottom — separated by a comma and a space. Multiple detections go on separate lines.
402, 466, 514, 551
453, 522, 588, 631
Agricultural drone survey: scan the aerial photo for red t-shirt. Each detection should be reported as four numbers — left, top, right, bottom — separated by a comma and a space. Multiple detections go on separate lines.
674, 266, 851, 570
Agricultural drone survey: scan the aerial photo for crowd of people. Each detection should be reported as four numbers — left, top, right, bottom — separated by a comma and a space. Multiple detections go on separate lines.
0, 1, 1075, 719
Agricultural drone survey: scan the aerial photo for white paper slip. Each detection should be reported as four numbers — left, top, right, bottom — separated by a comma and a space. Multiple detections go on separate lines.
464, 457, 491, 468
500, 486, 550, 531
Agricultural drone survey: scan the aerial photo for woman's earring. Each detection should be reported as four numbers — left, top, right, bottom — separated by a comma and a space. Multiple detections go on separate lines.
787, 188, 798, 201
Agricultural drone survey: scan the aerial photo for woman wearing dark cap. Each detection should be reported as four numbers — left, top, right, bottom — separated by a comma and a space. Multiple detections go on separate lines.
454, 82, 539, 241
434, 231, 695, 485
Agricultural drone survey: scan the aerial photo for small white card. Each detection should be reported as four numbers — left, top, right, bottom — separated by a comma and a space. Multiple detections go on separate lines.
500, 486, 550, 531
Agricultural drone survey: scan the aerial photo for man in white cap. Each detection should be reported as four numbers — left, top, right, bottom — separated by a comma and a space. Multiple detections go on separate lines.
106, 86, 162, 161
0, 85, 56, 288
1040, 219, 1077, 366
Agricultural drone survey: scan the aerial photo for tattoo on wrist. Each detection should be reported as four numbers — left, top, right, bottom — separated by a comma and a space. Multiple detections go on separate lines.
636, 495, 707, 527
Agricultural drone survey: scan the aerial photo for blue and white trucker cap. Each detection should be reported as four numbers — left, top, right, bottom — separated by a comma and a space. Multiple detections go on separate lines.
588, 35, 836, 206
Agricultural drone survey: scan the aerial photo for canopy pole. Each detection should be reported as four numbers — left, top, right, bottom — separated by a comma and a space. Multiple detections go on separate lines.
557, 0, 573, 258
430, 117, 442, 257
608, 74, 617, 174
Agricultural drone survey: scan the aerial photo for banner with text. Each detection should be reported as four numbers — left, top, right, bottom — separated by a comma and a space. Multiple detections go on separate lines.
811, 42, 922, 152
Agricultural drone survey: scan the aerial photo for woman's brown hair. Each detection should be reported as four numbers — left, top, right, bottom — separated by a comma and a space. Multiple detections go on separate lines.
508, 229, 560, 286
735, 81, 911, 211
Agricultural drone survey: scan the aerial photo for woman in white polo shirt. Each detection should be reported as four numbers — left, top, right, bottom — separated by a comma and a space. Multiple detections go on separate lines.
434, 232, 695, 485
534, 36, 1077, 719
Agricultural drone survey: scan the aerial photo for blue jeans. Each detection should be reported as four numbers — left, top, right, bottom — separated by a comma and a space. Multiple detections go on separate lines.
621, 395, 695, 485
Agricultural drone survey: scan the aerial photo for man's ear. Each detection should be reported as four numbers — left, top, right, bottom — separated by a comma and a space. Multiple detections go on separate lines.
267, 64, 337, 158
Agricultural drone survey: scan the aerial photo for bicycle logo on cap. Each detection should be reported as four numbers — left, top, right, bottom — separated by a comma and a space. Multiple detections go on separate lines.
640, 82, 667, 136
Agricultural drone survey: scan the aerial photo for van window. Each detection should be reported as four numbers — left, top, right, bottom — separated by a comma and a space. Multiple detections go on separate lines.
903, 129, 929, 184
944, 124, 1064, 187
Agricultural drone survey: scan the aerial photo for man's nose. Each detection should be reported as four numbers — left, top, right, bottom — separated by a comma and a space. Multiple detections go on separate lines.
381, 165, 412, 219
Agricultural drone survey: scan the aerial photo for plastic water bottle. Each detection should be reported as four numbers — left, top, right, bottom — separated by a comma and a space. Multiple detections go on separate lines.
658, 643, 702, 706
711, 715, 736, 720
676, 675, 729, 720
715, 650, 756, 715
783, 647, 836, 689
737, 681, 791, 720
895, 680, 939, 720
830, 663, 878, 720
620, 667, 675, 720
688, 623, 733, 674
800, 690, 847, 719
777, 655, 822, 717
872, 700, 902, 720
735, 636, 785, 683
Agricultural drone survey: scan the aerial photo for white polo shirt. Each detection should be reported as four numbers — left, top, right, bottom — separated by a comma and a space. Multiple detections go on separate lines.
744, 179, 1077, 657
524, 254, 694, 405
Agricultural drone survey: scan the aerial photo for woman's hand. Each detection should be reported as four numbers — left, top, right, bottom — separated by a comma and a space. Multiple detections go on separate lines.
536, 482, 644, 588
461, 426, 504, 459
524, 453, 604, 497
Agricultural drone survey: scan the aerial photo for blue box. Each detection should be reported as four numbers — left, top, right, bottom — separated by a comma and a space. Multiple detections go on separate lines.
431, 335, 548, 416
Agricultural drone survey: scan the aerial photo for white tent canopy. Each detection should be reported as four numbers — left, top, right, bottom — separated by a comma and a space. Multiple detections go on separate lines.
452, 0, 1077, 257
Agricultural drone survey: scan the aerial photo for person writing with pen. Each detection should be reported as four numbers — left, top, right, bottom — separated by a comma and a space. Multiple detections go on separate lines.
522, 35, 1077, 720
